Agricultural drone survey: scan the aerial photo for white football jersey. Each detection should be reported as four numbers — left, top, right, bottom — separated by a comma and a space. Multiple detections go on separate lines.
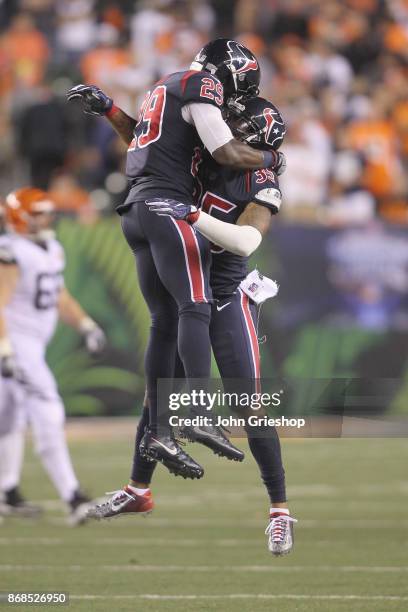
0, 233, 65, 345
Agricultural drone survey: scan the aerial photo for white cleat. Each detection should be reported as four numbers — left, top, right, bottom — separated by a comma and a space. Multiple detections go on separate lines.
265, 512, 297, 556
68, 500, 94, 526
67, 491, 104, 527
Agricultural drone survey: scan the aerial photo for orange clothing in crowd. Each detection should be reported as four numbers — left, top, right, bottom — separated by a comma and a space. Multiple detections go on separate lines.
345, 120, 399, 197
0, 27, 49, 88
393, 101, 408, 156
384, 23, 408, 54
80, 47, 130, 87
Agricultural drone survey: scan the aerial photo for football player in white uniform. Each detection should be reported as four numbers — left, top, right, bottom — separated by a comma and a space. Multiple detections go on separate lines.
0, 188, 106, 524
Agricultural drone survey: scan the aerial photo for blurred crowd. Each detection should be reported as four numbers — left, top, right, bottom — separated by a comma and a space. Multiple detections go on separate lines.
0, 0, 407, 225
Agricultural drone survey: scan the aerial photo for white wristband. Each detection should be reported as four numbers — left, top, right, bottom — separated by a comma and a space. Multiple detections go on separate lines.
79, 317, 97, 334
0, 337, 13, 357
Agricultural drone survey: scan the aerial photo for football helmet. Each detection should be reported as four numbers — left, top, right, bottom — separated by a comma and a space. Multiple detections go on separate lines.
191, 38, 260, 102
5, 187, 55, 238
225, 96, 286, 151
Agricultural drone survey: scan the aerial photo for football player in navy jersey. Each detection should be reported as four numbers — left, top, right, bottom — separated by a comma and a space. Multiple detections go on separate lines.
89, 97, 297, 556
68, 39, 286, 480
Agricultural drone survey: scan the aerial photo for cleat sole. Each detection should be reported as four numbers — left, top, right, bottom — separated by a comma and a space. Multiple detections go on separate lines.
141, 447, 203, 480
179, 432, 245, 462
87, 508, 153, 521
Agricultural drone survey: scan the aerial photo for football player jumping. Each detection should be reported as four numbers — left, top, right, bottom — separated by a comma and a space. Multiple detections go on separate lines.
68, 38, 286, 480
0, 188, 106, 524
88, 98, 297, 556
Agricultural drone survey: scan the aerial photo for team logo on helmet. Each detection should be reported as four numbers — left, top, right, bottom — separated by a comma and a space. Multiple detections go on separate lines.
226, 40, 258, 74
263, 107, 286, 147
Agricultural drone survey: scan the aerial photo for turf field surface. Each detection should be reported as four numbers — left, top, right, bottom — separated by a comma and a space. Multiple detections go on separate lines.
0, 419, 407, 612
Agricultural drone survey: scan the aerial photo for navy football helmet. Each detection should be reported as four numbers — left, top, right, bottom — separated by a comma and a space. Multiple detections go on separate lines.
225, 97, 286, 151
191, 38, 260, 103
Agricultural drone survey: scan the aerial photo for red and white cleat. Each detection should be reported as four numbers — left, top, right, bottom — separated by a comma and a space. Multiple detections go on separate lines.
265, 510, 297, 556
87, 486, 154, 520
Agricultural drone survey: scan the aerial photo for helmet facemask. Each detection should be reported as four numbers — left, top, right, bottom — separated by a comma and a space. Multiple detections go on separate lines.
225, 99, 286, 152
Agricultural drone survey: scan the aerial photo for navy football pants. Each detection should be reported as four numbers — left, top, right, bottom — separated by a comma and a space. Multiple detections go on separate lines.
131, 289, 286, 504
121, 202, 212, 433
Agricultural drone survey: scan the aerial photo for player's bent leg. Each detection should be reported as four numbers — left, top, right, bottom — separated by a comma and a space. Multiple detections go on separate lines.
176, 308, 245, 462
141, 206, 213, 384
132, 249, 204, 478
29, 397, 79, 498
28, 382, 95, 524
0, 429, 43, 518
32, 417, 92, 525
0, 381, 25, 494
122, 215, 203, 477
121, 210, 207, 478
211, 292, 297, 553
0, 379, 42, 517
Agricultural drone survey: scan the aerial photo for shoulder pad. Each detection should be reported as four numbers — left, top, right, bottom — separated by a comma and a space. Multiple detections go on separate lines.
253, 187, 282, 213
182, 71, 224, 108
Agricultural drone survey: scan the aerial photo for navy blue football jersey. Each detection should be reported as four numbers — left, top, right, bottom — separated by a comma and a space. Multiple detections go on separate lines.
118, 70, 224, 213
197, 154, 281, 299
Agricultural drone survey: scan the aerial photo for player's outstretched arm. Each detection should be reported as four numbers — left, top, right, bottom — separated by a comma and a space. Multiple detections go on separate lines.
58, 288, 106, 355
146, 198, 278, 257
186, 103, 286, 173
213, 140, 285, 173
66, 84, 136, 145
106, 108, 136, 146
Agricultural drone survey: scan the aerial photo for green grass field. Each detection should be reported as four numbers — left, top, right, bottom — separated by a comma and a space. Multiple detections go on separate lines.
1, 422, 408, 612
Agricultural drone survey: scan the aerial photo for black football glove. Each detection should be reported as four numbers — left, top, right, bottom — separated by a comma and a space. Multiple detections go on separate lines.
67, 84, 113, 116
146, 198, 200, 224
80, 319, 107, 355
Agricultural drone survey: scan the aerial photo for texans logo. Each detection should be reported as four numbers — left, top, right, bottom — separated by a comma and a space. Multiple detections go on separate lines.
227, 40, 258, 74
263, 108, 286, 147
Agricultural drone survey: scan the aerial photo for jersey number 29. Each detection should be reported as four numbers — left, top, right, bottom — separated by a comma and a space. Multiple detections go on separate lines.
130, 85, 167, 150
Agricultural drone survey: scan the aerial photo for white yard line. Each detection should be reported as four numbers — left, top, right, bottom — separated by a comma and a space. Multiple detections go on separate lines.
4, 516, 408, 528
1, 565, 408, 573
1, 537, 375, 547
69, 594, 408, 601
85, 518, 408, 528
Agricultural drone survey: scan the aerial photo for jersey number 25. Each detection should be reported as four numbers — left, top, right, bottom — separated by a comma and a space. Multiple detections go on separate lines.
201, 191, 236, 254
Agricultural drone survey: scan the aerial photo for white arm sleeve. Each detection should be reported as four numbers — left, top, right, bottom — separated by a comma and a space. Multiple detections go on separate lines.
194, 211, 262, 257
182, 103, 233, 154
